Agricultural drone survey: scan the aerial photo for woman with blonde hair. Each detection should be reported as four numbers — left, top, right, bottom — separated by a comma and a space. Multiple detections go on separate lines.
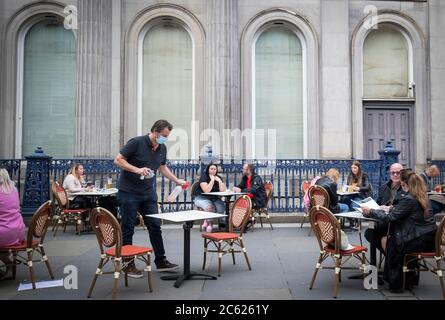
63, 164, 92, 209
0, 167, 26, 280
362, 170, 436, 292
315, 168, 349, 213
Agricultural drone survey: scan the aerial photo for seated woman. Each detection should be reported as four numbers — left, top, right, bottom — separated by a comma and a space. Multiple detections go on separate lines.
362, 170, 436, 292
342, 160, 372, 209
341, 160, 373, 227
0, 168, 26, 280
63, 164, 92, 209
194, 164, 226, 232
315, 168, 349, 213
63, 164, 118, 216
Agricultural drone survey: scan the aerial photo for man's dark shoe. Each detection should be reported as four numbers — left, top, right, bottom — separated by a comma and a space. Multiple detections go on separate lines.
156, 259, 179, 272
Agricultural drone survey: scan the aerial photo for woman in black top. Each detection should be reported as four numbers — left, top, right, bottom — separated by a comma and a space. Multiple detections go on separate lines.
194, 164, 226, 232
362, 170, 436, 292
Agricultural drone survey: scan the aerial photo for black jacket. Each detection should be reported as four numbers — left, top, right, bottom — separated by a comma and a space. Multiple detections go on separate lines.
376, 180, 404, 206
346, 173, 372, 198
237, 174, 266, 208
370, 193, 436, 246
315, 176, 340, 213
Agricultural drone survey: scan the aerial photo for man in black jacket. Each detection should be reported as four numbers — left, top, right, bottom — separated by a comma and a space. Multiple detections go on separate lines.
365, 163, 404, 255
233, 164, 266, 231
362, 172, 436, 291
376, 163, 405, 206
234, 164, 266, 209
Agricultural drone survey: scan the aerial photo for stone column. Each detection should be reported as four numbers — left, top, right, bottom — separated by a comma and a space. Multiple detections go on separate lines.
0, 0, 9, 158
205, 0, 239, 159
429, 0, 445, 160
110, 0, 121, 155
320, 0, 351, 158
75, 0, 112, 157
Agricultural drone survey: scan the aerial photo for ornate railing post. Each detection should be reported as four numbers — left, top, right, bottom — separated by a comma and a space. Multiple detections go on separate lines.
378, 141, 400, 184
199, 145, 219, 176
22, 147, 52, 214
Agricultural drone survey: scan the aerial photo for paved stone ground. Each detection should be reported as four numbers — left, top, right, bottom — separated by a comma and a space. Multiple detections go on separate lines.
0, 222, 442, 300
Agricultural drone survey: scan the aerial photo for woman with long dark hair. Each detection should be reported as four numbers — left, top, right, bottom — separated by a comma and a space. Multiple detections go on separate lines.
362, 170, 436, 292
194, 163, 226, 232
342, 160, 372, 209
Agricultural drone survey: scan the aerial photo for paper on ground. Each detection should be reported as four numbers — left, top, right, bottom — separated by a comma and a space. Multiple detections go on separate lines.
18, 279, 63, 291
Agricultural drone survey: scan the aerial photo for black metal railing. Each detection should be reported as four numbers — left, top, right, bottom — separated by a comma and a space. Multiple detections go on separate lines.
1, 157, 388, 214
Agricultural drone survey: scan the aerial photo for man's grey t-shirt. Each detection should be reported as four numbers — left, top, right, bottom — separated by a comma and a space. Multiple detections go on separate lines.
117, 135, 167, 195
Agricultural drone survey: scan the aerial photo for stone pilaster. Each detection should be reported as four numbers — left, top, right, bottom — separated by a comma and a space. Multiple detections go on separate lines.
75, 0, 112, 157
205, 0, 239, 158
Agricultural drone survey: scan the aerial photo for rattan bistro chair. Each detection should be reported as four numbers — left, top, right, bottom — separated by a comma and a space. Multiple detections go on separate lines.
87, 207, 153, 300
190, 181, 204, 212
308, 206, 367, 298
202, 196, 253, 276
306, 185, 330, 236
51, 181, 89, 236
309, 185, 330, 208
190, 181, 201, 204
402, 216, 445, 299
0, 201, 55, 289
250, 181, 274, 230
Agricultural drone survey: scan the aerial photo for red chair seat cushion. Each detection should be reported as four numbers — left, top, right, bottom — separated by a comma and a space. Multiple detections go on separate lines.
0, 240, 40, 252
324, 245, 368, 255
406, 251, 444, 258
202, 232, 239, 241
106, 245, 153, 257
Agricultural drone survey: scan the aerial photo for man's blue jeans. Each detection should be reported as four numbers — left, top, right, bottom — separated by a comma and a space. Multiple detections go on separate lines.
118, 189, 165, 264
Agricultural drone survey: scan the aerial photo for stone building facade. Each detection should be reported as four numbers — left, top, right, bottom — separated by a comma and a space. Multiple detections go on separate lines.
0, 0, 444, 170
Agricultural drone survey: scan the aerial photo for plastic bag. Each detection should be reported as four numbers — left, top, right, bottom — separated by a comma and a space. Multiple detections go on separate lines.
167, 182, 190, 202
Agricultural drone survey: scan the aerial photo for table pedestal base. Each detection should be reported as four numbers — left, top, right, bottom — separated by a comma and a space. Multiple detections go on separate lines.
161, 272, 217, 288
348, 273, 384, 285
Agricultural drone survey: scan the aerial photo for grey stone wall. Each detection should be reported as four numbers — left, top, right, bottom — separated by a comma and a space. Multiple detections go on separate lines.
0, 0, 443, 167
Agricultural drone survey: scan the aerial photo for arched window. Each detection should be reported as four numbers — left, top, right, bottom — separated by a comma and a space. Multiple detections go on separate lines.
363, 24, 410, 98
21, 20, 76, 157
141, 21, 193, 159
254, 26, 303, 158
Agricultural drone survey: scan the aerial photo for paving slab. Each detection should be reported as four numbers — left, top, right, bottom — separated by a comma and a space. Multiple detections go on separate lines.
0, 224, 442, 300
